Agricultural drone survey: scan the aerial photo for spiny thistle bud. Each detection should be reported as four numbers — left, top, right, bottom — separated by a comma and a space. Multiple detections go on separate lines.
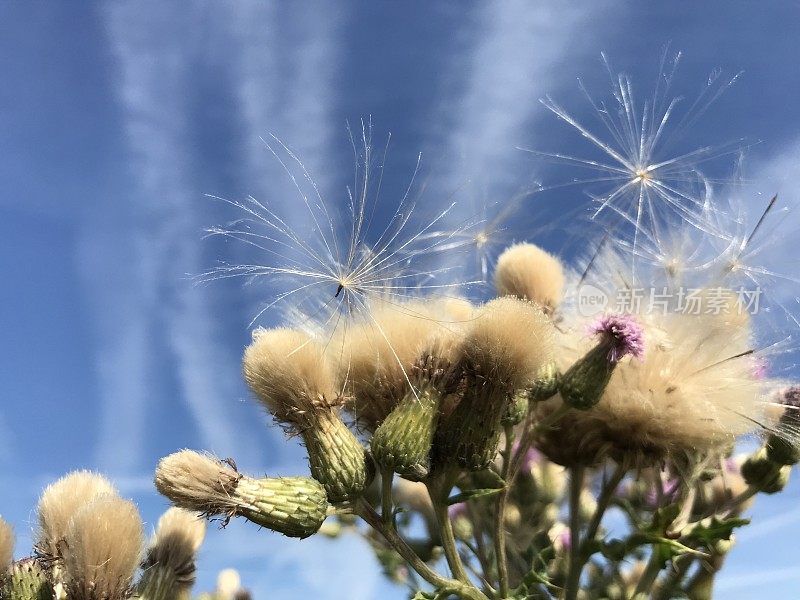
559, 313, 644, 410
741, 447, 791, 494
494, 243, 565, 313
137, 507, 206, 600
306, 410, 370, 502
62, 495, 144, 600
766, 387, 800, 466
2, 559, 54, 600
0, 516, 13, 571
244, 328, 368, 502
528, 361, 560, 402
436, 297, 554, 470
155, 450, 328, 538
371, 327, 463, 479
35, 470, 117, 557
371, 387, 440, 480
501, 390, 529, 427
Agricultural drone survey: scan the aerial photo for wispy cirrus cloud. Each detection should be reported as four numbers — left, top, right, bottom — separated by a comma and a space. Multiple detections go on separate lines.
87, 0, 263, 473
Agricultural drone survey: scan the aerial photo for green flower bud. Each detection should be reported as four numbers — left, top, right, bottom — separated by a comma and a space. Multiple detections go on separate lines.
304, 410, 369, 502
371, 388, 440, 480
741, 448, 791, 494
501, 390, 529, 427
559, 344, 615, 410
435, 383, 509, 471
3, 559, 55, 600
560, 314, 644, 410
529, 361, 560, 402
235, 477, 329, 538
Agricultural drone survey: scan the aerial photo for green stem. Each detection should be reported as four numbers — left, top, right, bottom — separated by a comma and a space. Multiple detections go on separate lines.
381, 467, 395, 529
430, 472, 472, 585
652, 554, 694, 600
508, 401, 569, 481
584, 463, 626, 546
466, 502, 493, 586
357, 499, 488, 600
564, 465, 585, 600
632, 549, 663, 598
494, 426, 514, 598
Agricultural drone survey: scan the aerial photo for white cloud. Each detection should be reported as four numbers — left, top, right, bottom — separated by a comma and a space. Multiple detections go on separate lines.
427, 1, 615, 210
87, 1, 263, 472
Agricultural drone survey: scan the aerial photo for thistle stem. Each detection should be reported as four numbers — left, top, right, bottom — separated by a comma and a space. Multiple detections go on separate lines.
632, 548, 663, 598
584, 463, 626, 546
509, 401, 569, 481
429, 470, 472, 586
564, 465, 585, 600
381, 467, 395, 529
652, 554, 694, 600
357, 499, 489, 600
493, 426, 514, 598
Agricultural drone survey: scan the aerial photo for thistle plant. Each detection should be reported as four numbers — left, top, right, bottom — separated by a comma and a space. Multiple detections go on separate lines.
3, 52, 796, 600
143, 52, 800, 600
0, 471, 238, 600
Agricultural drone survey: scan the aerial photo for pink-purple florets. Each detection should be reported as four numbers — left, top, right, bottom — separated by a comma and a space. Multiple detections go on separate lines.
590, 313, 645, 362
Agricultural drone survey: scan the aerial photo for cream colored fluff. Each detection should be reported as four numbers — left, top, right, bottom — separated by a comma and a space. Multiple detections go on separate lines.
335, 298, 468, 429
461, 296, 555, 390
243, 328, 337, 430
494, 243, 565, 311
0, 516, 13, 570
36, 471, 118, 556
62, 495, 144, 600
537, 311, 770, 466
155, 450, 240, 515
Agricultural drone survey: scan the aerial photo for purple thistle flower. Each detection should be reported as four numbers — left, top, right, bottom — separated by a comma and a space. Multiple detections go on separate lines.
589, 313, 645, 362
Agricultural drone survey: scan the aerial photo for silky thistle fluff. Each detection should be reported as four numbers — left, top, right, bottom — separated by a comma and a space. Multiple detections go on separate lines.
337, 298, 466, 429
139, 507, 206, 595
494, 243, 566, 311
0, 516, 13, 570
155, 450, 241, 516
216, 569, 244, 600
243, 328, 336, 432
461, 296, 554, 389
62, 495, 144, 600
36, 470, 118, 556
536, 311, 770, 467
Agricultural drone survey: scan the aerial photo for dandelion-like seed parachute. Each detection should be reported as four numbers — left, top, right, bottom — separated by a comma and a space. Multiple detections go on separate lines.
524, 49, 742, 251
200, 119, 473, 337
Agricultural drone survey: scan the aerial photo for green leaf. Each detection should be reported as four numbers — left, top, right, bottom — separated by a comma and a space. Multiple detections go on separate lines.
446, 487, 504, 505
686, 516, 750, 545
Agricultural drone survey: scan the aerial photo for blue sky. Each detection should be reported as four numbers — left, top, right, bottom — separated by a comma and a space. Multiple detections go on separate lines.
1, 2, 799, 598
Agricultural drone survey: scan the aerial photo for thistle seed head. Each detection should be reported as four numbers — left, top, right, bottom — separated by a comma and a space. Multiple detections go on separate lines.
0, 516, 13, 571
495, 243, 566, 312
461, 296, 554, 391
243, 328, 337, 432
62, 495, 144, 600
139, 507, 207, 596
155, 450, 328, 538
36, 471, 118, 557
